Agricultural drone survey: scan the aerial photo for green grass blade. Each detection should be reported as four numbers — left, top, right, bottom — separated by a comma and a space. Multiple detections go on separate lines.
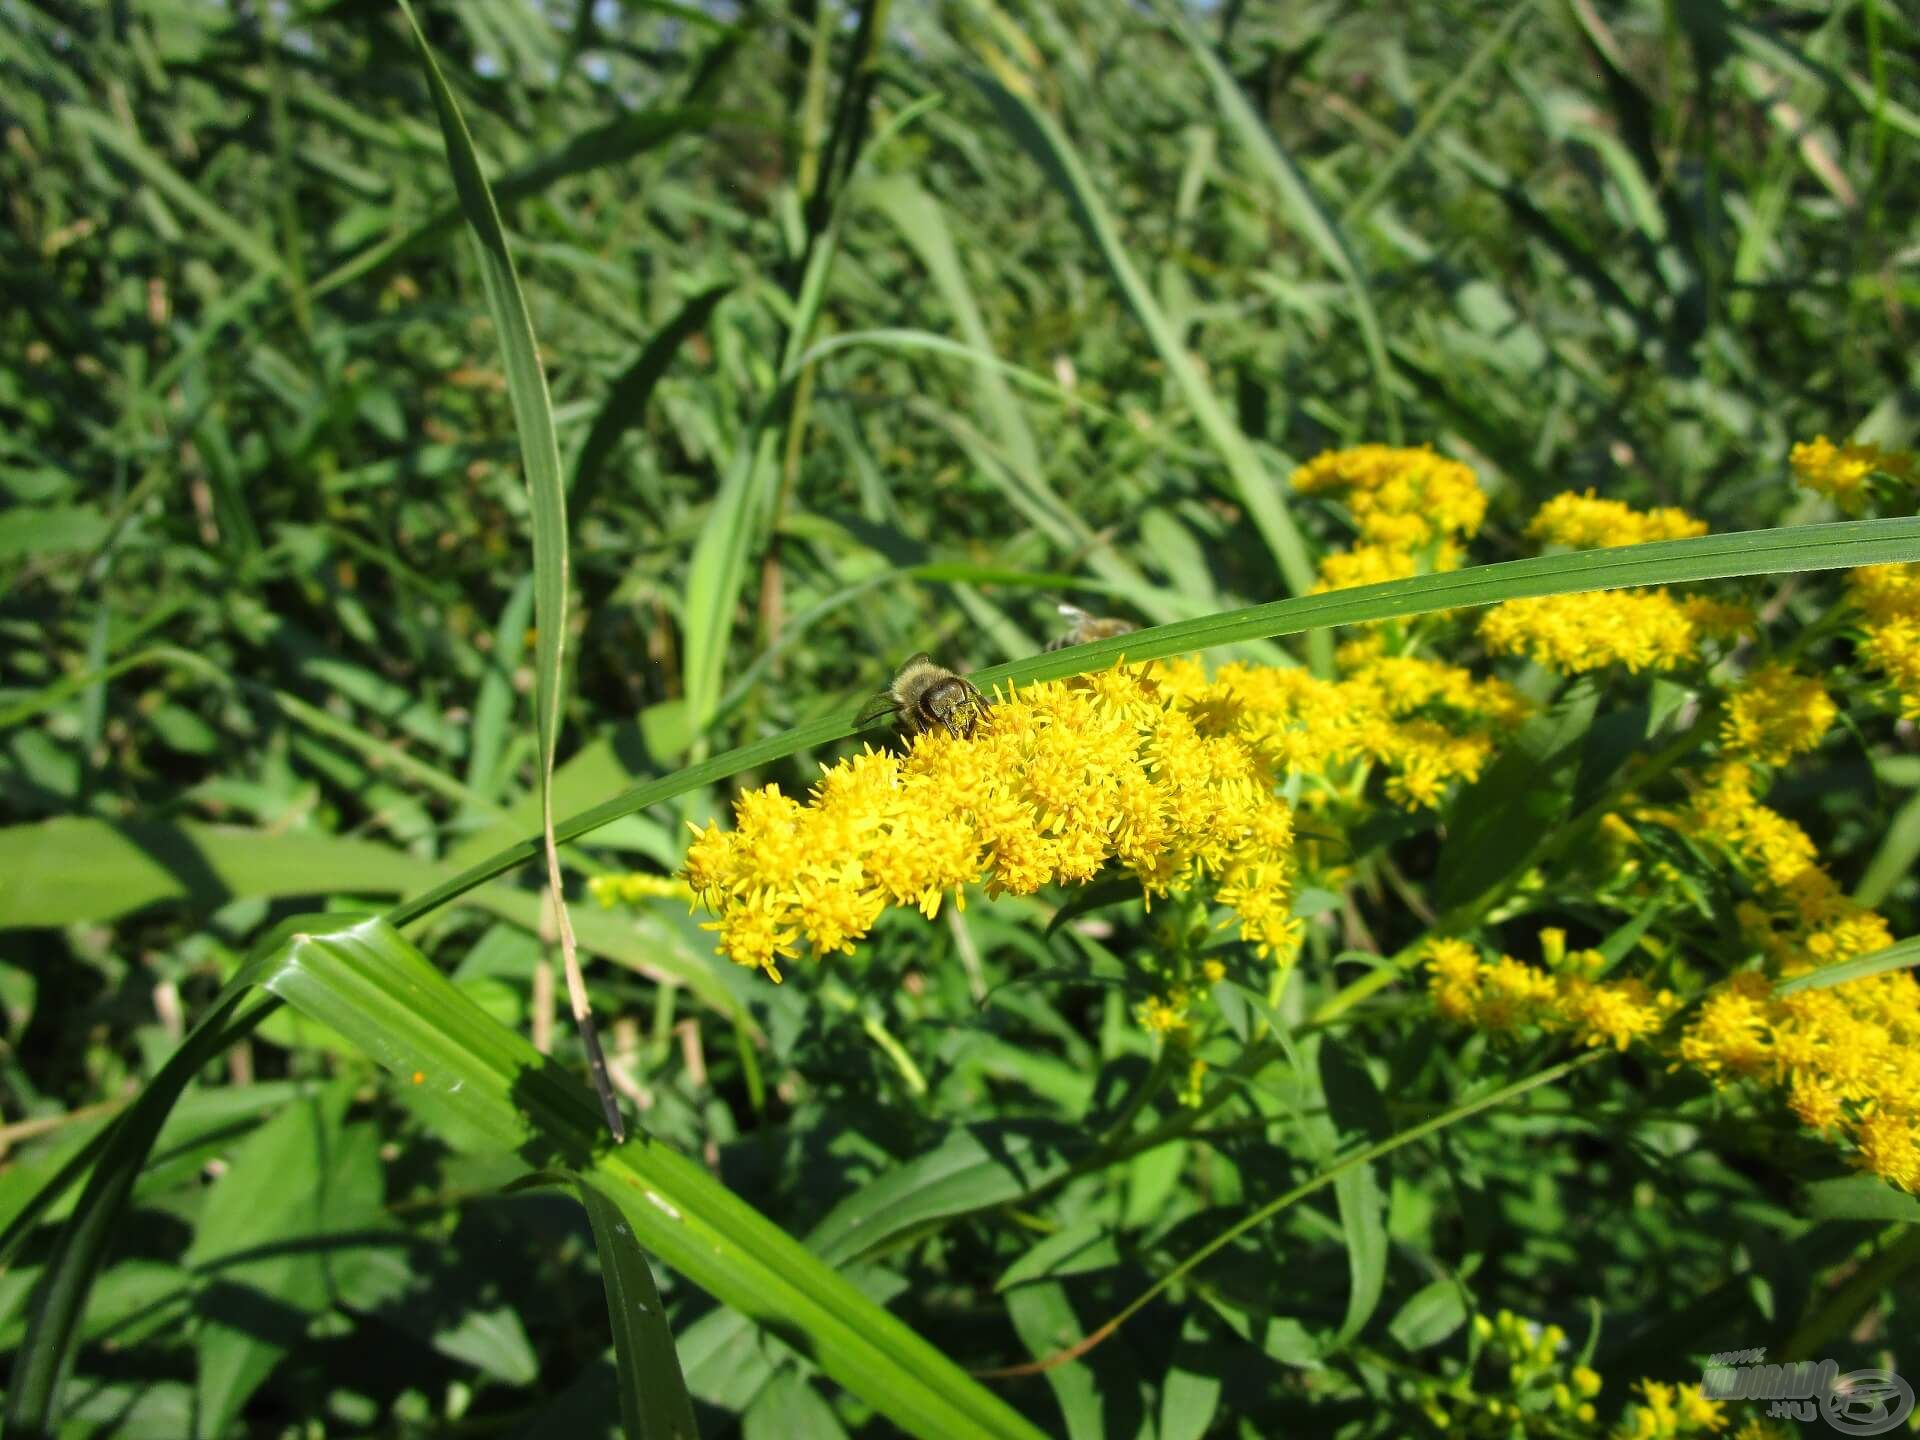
571, 282, 732, 518
1773, 936, 1920, 996
867, 176, 1041, 477
60, 107, 285, 279
577, 1179, 700, 1440
1854, 787, 1920, 908
384, 518, 1920, 928
398, 0, 621, 1139
1168, 8, 1400, 442
257, 917, 1048, 1440
5, 990, 277, 1437
972, 74, 1323, 616
1338, 0, 1539, 227
0, 819, 749, 1024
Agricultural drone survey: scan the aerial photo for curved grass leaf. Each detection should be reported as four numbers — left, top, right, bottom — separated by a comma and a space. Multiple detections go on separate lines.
571, 281, 733, 520
1772, 935, 1920, 996
578, 1179, 700, 1440
5, 991, 274, 1438
261, 917, 1046, 1439
399, 0, 621, 1138
386, 517, 1920, 928
0, 818, 749, 1024
16, 916, 1045, 1438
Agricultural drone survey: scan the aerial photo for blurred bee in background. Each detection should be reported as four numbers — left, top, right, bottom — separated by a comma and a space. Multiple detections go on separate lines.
1044, 603, 1137, 652
856, 655, 991, 739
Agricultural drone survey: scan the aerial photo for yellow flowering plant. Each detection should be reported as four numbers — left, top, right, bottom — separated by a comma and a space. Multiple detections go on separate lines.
581, 442, 1920, 1435
19, 8, 1920, 1436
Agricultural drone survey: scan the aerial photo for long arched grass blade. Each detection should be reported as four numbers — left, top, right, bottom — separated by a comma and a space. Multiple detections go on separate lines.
397, 0, 621, 1139
385, 517, 1920, 929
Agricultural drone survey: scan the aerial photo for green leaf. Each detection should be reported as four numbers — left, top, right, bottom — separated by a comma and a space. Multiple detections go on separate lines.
1387, 1277, 1470, 1351
251, 917, 1046, 1440
1431, 681, 1598, 913
0, 819, 746, 1023
1316, 1039, 1389, 1351
1772, 935, 1920, 995
1169, 8, 1398, 441
5, 989, 271, 1437
1800, 1175, 1920, 1223
571, 281, 732, 519
186, 1080, 378, 1439
578, 1178, 699, 1440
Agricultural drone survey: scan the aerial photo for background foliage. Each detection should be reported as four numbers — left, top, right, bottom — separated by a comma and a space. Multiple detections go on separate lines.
2, 0, 1917, 1435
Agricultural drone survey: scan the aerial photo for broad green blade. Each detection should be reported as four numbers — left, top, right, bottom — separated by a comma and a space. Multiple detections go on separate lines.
578, 1179, 700, 1440
258, 918, 1047, 1440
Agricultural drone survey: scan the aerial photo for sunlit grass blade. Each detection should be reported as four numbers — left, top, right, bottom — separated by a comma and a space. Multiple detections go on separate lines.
577, 1178, 700, 1440
384, 517, 1920, 928
1773, 936, 1920, 996
257, 917, 1048, 1440
398, 0, 621, 1140
5, 991, 275, 1437
0, 818, 750, 1023
990, 1050, 1608, 1376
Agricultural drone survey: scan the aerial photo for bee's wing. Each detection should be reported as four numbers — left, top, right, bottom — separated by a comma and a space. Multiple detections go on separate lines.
853, 689, 899, 728
900, 651, 933, 671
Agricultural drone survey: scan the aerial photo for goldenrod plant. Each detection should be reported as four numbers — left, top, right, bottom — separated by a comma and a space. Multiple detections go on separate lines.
3, 2, 1918, 1437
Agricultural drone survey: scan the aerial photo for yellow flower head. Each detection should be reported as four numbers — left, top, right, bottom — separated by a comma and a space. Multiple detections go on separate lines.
1291, 444, 1485, 591
1719, 664, 1837, 766
1480, 589, 1706, 674
1529, 491, 1708, 549
1790, 435, 1916, 515
684, 663, 1302, 979
1847, 565, 1920, 719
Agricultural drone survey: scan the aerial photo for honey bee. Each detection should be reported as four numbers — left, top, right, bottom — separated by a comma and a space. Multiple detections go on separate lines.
856, 654, 992, 739
1044, 604, 1137, 652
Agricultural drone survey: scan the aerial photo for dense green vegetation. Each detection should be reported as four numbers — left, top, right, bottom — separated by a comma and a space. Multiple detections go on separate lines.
3, 0, 1919, 1436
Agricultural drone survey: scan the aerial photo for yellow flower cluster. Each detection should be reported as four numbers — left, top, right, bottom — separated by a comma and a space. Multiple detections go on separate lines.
1157, 647, 1527, 812
1481, 495, 1751, 674
1615, 1379, 1730, 1439
1789, 434, 1916, 514
1529, 490, 1708, 549
1682, 764, 1893, 967
1426, 932, 1679, 1052
1673, 763, 1919, 1190
1847, 564, 1920, 719
1422, 1307, 1744, 1439
1718, 664, 1837, 766
684, 650, 1529, 981
1290, 444, 1486, 591
683, 663, 1301, 981
1478, 589, 1748, 674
